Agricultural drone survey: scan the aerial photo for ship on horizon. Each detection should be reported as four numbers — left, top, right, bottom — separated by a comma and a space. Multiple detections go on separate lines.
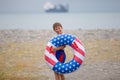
43, 2, 69, 13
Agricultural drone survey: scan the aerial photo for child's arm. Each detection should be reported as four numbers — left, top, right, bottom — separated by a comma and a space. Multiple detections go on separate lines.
52, 45, 66, 52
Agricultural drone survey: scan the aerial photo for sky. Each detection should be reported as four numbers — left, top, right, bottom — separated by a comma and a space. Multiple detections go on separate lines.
0, 0, 120, 13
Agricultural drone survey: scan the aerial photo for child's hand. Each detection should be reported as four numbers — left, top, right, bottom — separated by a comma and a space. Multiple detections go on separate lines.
52, 48, 57, 52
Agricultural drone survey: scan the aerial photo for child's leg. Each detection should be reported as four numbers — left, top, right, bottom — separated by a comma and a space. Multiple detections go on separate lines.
54, 72, 60, 80
60, 74, 65, 80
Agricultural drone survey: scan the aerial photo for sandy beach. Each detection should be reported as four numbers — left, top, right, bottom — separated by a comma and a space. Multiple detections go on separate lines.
0, 29, 120, 80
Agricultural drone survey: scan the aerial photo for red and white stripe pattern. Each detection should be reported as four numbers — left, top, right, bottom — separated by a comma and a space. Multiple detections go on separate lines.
45, 42, 58, 68
70, 38, 85, 64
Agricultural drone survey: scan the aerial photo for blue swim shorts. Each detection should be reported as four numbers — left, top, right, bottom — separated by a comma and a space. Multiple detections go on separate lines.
55, 50, 66, 63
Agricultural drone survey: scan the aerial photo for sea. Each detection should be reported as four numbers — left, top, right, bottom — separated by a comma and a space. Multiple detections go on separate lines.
0, 13, 120, 30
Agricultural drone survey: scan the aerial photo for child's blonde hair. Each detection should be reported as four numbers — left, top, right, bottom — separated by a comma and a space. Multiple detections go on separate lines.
53, 22, 63, 30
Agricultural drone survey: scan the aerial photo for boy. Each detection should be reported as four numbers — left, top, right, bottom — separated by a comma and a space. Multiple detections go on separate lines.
51, 22, 66, 80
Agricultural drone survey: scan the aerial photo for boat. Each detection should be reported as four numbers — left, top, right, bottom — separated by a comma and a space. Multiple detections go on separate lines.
43, 2, 69, 13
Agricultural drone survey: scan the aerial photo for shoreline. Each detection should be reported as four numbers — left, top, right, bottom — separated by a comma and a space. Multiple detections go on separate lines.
0, 29, 120, 44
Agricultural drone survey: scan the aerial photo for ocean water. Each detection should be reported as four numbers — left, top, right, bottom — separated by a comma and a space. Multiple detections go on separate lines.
0, 13, 120, 30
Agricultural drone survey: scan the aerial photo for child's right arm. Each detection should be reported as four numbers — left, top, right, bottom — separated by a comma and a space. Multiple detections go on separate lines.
52, 45, 66, 52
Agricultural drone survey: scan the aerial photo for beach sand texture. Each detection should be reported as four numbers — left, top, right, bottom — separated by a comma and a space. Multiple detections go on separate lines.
0, 29, 120, 80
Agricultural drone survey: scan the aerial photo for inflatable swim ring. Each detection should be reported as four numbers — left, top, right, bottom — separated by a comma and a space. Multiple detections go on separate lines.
44, 34, 85, 74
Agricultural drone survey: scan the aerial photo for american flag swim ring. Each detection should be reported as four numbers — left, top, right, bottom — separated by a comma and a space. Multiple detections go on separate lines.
44, 34, 85, 74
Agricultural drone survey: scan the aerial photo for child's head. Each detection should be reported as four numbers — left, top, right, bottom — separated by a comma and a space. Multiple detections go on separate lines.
53, 22, 63, 34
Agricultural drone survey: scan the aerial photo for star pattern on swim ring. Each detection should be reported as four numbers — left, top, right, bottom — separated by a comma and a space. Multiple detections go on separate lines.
53, 59, 80, 74
50, 34, 75, 47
